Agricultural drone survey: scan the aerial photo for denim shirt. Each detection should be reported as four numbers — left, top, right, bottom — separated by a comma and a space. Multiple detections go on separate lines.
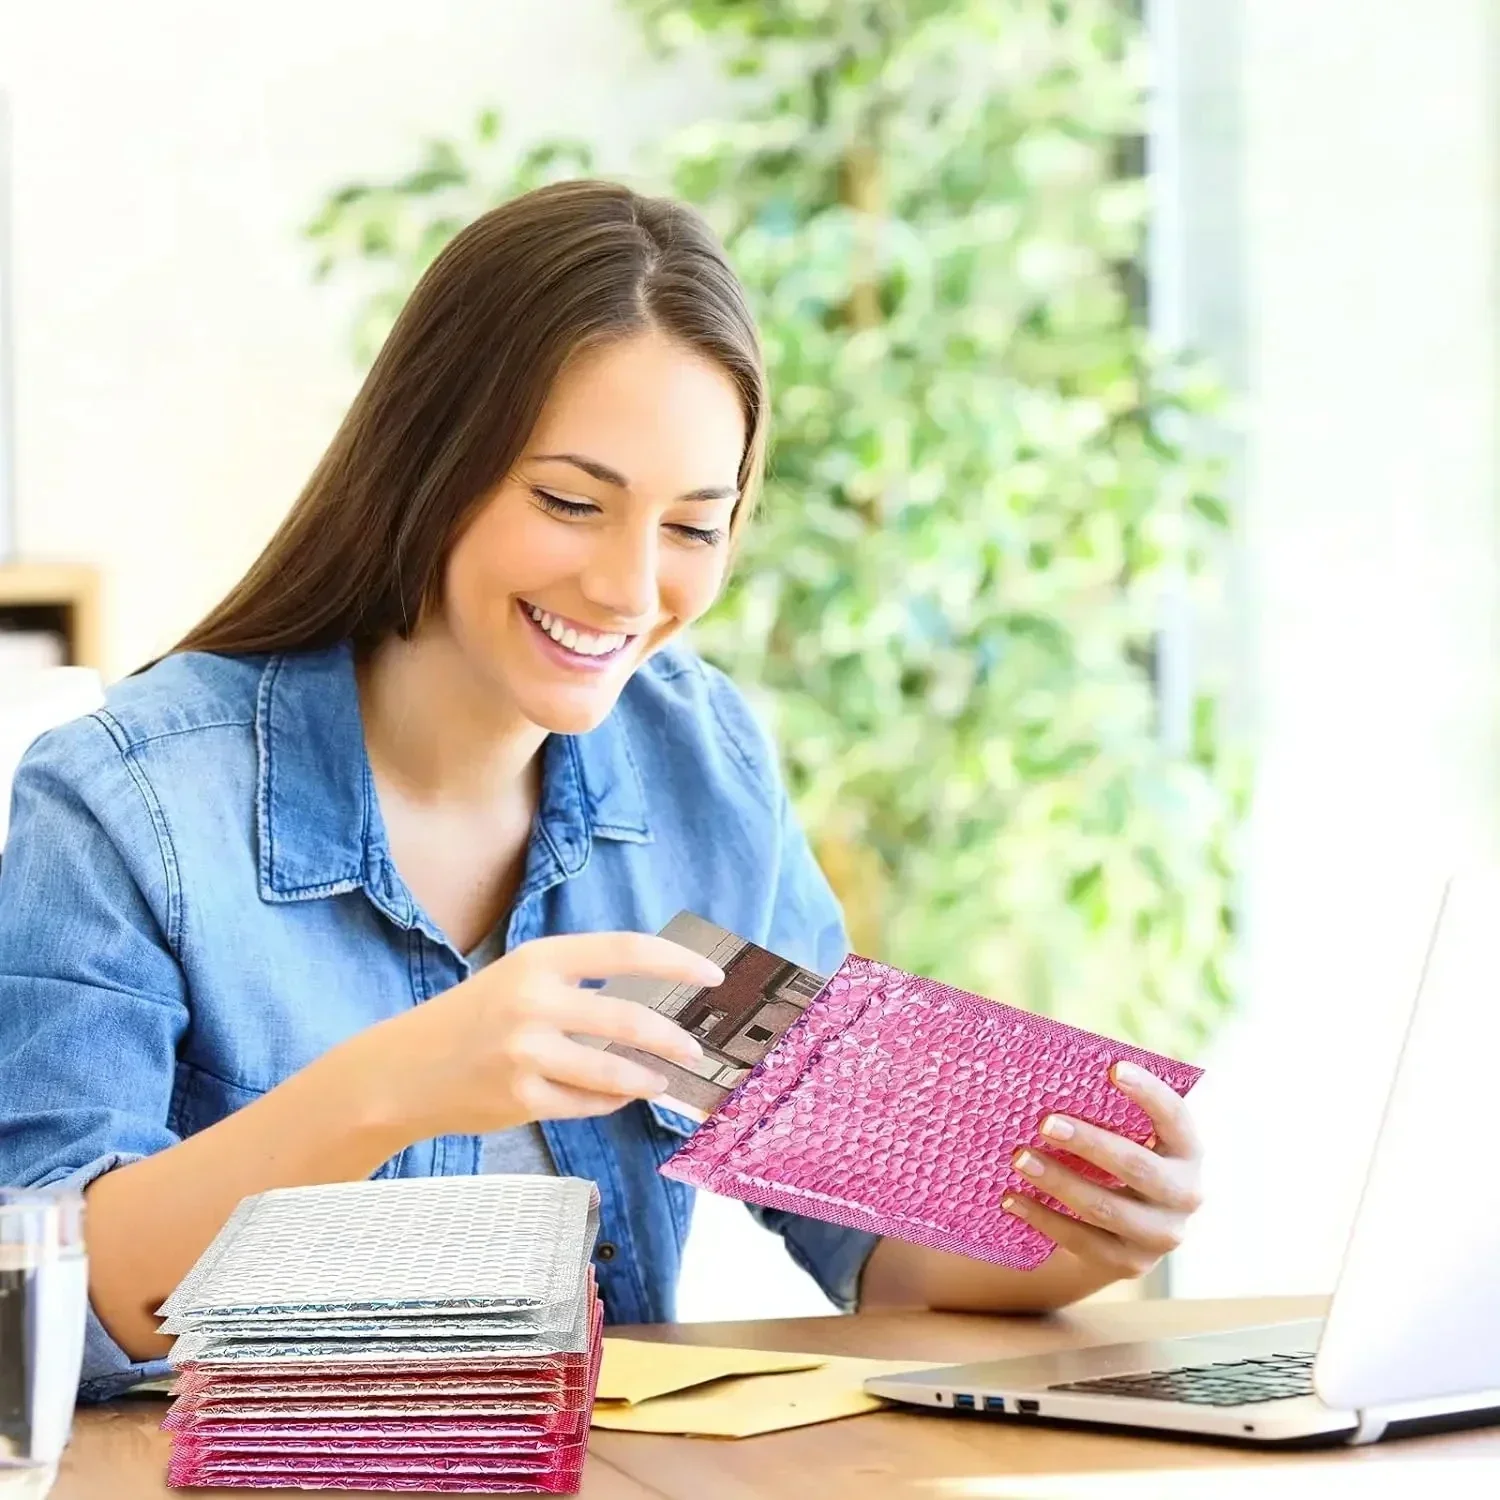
0, 643, 878, 1401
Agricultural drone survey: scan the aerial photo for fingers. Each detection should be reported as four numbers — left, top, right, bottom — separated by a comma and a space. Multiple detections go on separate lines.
1010, 1147, 1190, 1257
513, 1073, 653, 1123
1035, 1115, 1203, 1213
1111, 1061, 1201, 1160
1003, 1066, 1205, 1278
519, 1031, 674, 1103
545, 989, 705, 1069
520, 931, 725, 988
1001, 1192, 1163, 1280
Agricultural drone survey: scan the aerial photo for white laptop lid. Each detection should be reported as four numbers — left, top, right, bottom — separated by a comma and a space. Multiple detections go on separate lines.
1314, 870, 1500, 1410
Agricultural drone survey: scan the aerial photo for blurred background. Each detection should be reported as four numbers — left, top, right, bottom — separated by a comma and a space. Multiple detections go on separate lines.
0, 0, 1496, 1319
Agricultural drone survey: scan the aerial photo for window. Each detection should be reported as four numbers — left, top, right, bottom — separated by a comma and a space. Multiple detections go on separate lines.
773, 963, 825, 1001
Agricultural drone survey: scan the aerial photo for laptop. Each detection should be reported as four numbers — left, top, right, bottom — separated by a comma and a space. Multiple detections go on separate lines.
866, 871, 1500, 1446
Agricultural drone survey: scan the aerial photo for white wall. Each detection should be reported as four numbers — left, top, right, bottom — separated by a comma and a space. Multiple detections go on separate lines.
1172, 0, 1500, 1297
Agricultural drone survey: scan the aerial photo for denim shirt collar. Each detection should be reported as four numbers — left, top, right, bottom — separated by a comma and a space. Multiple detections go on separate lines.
254, 645, 651, 920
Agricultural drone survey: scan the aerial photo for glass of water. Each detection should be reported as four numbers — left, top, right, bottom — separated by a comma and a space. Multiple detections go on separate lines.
0, 1189, 86, 1497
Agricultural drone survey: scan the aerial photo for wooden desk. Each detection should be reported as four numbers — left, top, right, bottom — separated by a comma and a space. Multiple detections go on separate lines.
55, 1298, 1500, 1498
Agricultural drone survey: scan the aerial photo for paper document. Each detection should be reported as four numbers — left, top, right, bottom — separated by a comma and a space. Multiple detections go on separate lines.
597, 912, 830, 1121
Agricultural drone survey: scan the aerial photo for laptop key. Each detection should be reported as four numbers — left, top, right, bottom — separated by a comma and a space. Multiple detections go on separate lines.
1049, 1355, 1316, 1407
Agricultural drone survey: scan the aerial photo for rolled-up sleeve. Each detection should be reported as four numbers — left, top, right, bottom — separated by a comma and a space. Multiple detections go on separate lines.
745, 777, 880, 1311
37, 1153, 174, 1400
0, 716, 188, 1399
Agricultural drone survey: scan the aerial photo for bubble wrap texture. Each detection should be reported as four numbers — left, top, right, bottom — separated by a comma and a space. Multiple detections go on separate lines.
168, 1416, 588, 1443
661, 955, 1204, 1268
171, 1449, 583, 1475
173, 1368, 588, 1404
165, 1397, 569, 1424
161, 1176, 599, 1322
164, 1285, 602, 1493
167, 1451, 586, 1493
168, 1281, 597, 1366
161, 1311, 577, 1339
167, 1328, 587, 1367
161, 1188, 603, 1498
166, 1473, 579, 1494
170, 1350, 592, 1379
172, 1435, 572, 1458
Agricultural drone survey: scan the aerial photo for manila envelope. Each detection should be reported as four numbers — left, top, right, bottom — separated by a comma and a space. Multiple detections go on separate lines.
592, 1340, 945, 1438
596, 1339, 825, 1405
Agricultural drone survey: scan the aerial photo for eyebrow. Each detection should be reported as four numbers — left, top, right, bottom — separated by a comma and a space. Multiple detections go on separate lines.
530, 452, 739, 503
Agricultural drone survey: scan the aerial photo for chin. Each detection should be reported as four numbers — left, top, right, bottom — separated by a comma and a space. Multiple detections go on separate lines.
514, 683, 628, 737
495, 629, 674, 737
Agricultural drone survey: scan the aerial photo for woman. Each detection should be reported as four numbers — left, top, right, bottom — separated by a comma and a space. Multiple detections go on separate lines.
0, 181, 1203, 1402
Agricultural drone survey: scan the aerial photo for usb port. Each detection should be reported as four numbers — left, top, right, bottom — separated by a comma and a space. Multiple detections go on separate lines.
1017, 1399, 1040, 1415
984, 1396, 1005, 1412
954, 1393, 976, 1410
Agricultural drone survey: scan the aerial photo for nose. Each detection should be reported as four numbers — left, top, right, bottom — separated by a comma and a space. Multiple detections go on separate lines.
577, 516, 660, 626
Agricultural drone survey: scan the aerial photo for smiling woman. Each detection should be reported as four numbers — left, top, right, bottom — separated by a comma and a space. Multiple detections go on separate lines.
0, 180, 1204, 1407
0, 182, 871, 1402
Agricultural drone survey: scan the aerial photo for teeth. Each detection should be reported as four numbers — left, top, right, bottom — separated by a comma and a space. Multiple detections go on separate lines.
526, 604, 626, 658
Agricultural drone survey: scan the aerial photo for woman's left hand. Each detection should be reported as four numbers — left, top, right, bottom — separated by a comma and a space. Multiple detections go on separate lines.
1002, 1060, 1205, 1284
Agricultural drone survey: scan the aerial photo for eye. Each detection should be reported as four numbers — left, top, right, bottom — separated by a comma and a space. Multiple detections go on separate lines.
531, 487, 600, 519
667, 523, 727, 547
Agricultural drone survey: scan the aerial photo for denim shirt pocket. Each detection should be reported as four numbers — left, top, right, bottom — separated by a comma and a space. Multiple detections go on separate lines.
643, 1100, 701, 1248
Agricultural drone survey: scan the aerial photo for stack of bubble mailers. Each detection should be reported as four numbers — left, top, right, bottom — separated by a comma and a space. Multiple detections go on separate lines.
157, 1176, 603, 1494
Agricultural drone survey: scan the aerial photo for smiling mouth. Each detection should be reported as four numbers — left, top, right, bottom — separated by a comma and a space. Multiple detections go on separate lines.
519, 600, 634, 663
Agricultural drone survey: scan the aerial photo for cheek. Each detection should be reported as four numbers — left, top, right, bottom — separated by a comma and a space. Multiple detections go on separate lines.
445, 500, 580, 618
659, 546, 731, 625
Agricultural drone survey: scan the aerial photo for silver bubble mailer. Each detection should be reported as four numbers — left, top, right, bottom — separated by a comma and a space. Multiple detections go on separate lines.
159, 1176, 604, 1494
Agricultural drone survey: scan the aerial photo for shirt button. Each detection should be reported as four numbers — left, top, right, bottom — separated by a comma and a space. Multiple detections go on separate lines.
596, 1241, 617, 1262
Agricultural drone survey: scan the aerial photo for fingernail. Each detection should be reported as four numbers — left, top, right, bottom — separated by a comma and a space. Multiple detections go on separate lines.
701, 965, 725, 985
1001, 1195, 1019, 1213
1015, 1151, 1044, 1178
1040, 1115, 1074, 1142
648, 1074, 669, 1095
1113, 1061, 1147, 1087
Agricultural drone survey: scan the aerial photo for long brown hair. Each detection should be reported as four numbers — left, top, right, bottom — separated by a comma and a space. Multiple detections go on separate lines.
176, 179, 768, 657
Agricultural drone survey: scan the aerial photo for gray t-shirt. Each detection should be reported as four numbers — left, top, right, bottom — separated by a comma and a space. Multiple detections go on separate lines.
466, 924, 557, 1176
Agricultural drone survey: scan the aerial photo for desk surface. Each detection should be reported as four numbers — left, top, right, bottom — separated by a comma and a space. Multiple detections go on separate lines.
56, 1297, 1500, 1499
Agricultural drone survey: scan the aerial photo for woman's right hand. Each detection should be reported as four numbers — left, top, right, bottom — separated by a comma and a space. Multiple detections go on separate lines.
366, 931, 721, 1138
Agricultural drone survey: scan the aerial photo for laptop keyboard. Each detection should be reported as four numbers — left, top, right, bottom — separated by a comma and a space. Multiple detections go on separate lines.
1048, 1351, 1316, 1407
